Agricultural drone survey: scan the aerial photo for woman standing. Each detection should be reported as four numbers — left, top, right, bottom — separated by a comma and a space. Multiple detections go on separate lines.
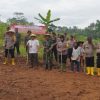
3, 29, 16, 65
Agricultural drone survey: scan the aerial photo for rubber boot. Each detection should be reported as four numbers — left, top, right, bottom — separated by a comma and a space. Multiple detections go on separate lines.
86, 67, 91, 75
11, 58, 15, 65
97, 68, 100, 76
90, 67, 94, 76
3, 58, 7, 65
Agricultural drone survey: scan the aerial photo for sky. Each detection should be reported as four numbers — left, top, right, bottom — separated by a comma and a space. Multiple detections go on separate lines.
0, 0, 100, 28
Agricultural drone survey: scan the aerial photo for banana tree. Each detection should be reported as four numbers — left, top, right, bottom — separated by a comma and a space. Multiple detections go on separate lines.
35, 10, 60, 32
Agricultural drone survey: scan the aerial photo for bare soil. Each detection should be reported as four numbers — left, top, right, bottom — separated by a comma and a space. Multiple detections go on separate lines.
0, 57, 100, 100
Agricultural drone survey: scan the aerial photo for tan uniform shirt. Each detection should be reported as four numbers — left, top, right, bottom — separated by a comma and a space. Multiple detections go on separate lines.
96, 43, 100, 53
83, 41, 94, 57
57, 41, 67, 55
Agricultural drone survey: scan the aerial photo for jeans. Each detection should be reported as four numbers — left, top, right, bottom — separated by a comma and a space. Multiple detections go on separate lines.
71, 60, 80, 72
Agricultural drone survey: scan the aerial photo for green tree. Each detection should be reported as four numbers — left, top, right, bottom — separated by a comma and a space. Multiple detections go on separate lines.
35, 10, 60, 32
7, 12, 29, 25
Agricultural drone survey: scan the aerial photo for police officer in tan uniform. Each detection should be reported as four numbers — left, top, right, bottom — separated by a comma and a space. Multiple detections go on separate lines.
96, 43, 100, 76
83, 36, 95, 75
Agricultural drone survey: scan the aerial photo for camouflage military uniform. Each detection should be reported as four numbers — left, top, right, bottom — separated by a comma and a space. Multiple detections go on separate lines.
43, 38, 53, 70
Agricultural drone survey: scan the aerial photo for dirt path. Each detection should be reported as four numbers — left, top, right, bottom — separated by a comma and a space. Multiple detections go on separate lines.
0, 58, 100, 100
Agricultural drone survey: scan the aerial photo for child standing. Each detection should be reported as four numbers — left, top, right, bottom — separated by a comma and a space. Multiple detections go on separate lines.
71, 42, 81, 72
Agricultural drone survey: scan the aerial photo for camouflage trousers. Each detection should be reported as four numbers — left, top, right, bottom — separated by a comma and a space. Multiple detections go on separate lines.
43, 51, 53, 70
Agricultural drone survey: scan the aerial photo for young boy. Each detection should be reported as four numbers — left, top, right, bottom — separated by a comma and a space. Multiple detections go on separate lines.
96, 43, 100, 76
71, 42, 81, 72
27, 34, 39, 68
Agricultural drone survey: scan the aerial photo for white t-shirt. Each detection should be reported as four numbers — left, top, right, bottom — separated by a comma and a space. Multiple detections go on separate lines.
27, 39, 39, 53
71, 47, 81, 61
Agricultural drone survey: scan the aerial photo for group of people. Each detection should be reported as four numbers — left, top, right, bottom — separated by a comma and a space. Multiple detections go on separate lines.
3, 26, 100, 76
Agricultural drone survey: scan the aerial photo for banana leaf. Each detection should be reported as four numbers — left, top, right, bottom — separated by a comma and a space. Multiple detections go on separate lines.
49, 18, 60, 23
38, 13, 47, 22
46, 10, 51, 22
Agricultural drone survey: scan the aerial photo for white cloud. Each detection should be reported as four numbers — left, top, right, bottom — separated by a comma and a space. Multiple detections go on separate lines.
0, 0, 100, 28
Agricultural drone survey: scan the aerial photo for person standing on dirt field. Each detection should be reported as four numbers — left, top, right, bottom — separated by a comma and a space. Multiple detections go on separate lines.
71, 42, 81, 72
67, 35, 76, 62
83, 36, 95, 75
57, 35, 67, 72
14, 28, 21, 56
27, 34, 39, 68
24, 30, 32, 52
3, 29, 16, 65
77, 41, 85, 72
24, 30, 32, 65
4, 26, 10, 37
51, 32, 58, 62
43, 34, 53, 70
96, 43, 100, 76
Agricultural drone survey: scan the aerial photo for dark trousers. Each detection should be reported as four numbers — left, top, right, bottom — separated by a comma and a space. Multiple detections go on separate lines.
29, 53, 38, 67
96, 53, 100, 68
5, 49, 15, 58
43, 52, 52, 70
59, 55, 67, 64
68, 48, 73, 62
52, 48, 57, 61
71, 60, 80, 72
85, 57, 94, 67
14, 43, 20, 55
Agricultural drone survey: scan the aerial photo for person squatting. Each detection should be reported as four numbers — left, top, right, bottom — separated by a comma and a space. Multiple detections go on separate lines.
3, 28, 100, 76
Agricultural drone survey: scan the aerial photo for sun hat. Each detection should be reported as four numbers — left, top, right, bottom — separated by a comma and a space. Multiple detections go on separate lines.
7, 29, 15, 33
30, 34, 36, 37
44, 34, 51, 36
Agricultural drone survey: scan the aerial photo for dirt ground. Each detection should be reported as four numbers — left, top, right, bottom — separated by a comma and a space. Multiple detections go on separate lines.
0, 57, 100, 100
